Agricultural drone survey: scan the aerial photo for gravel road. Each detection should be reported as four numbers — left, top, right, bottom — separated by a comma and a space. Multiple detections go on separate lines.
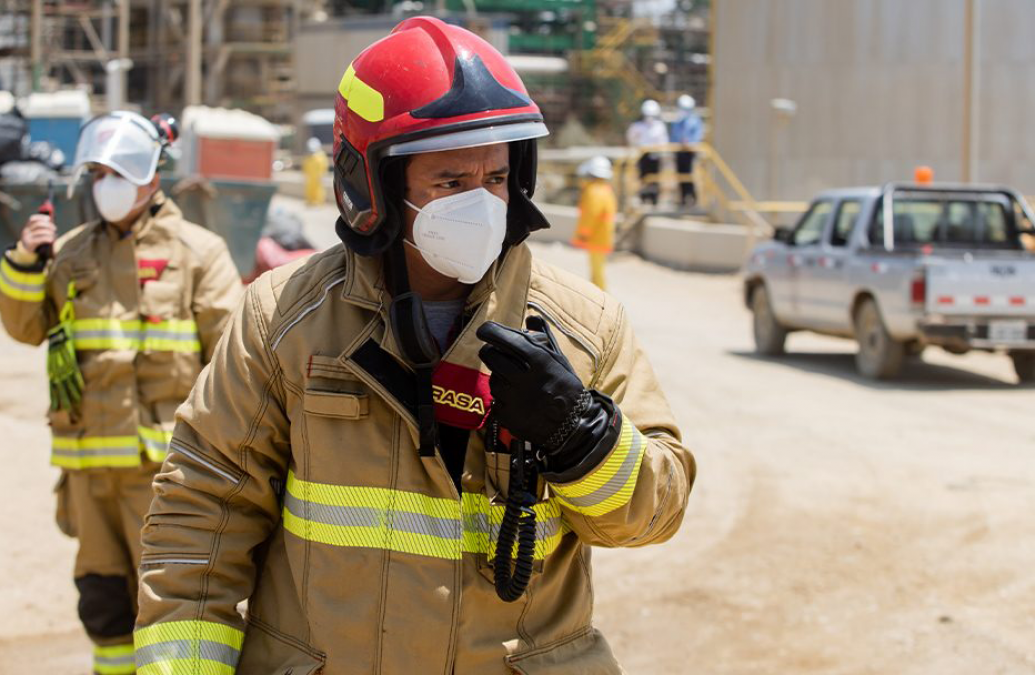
2, 201, 1032, 673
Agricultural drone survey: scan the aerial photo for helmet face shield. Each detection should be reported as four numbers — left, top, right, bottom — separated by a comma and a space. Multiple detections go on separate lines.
385, 121, 548, 157
74, 112, 161, 186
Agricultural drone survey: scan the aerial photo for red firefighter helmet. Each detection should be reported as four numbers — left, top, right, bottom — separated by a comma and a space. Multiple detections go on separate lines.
333, 16, 550, 255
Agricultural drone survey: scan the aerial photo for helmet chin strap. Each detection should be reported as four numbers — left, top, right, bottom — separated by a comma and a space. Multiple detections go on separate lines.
385, 237, 442, 457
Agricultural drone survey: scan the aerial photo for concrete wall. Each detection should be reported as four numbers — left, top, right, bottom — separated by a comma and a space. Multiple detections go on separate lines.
713, 0, 1035, 201
273, 174, 750, 272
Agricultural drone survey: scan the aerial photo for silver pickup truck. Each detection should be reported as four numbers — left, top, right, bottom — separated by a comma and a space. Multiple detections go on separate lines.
743, 183, 1035, 382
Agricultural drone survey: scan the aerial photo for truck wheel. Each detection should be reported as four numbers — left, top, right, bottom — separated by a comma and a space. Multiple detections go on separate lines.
1010, 352, 1035, 384
752, 285, 787, 356
853, 299, 904, 379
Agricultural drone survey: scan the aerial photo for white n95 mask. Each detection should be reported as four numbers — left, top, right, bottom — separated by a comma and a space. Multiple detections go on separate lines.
404, 188, 508, 284
92, 174, 143, 223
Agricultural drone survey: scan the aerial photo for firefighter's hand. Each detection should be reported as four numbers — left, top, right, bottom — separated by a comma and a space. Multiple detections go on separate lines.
20, 214, 57, 254
477, 317, 590, 450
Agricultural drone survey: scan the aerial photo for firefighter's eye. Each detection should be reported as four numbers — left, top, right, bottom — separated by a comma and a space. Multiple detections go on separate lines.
437, 180, 461, 189
486, 176, 506, 185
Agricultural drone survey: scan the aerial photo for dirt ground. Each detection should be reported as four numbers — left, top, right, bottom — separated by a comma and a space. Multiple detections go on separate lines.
2, 200, 1034, 673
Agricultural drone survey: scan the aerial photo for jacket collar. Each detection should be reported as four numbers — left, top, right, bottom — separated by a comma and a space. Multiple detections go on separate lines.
99, 190, 180, 245
340, 243, 532, 368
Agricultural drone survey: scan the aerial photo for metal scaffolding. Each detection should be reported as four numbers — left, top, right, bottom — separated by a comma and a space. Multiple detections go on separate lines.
4, 0, 301, 121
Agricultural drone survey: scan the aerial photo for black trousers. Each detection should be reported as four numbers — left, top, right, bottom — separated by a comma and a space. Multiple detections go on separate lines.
676, 150, 697, 205
637, 153, 661, 205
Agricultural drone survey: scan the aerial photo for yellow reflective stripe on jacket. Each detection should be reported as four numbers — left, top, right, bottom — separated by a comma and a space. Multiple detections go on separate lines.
283, 471, 567, 561
0, 257, 46, 302
94, 643, 136, 675
51, 434, 142, 469
141, 318, 202, 352
551, 418, 647, 517
135, 620, 244, 675
73, 318, 140, 350
71, 318, 201, 353
461, 491, 565, 561
139, 425, 173, 463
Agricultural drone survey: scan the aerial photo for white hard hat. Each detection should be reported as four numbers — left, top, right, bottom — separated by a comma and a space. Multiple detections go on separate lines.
307, 137, 323, 154
641, 99, 661, 118
677, 94, 696, 110
577, 156, 613, 180
74, 111, 162, 186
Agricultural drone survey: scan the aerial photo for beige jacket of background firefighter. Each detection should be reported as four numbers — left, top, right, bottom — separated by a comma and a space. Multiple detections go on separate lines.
135, 241, 696, 674
0, 194, 242, 469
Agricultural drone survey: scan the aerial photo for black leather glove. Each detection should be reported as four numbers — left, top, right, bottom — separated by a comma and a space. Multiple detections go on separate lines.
477, 316, 620, 478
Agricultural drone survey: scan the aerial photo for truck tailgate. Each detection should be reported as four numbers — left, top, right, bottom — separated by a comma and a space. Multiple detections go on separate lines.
926, 256, 1035, 316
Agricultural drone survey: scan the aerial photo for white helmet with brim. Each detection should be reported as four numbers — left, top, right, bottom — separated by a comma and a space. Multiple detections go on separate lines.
577, 156, 614, 180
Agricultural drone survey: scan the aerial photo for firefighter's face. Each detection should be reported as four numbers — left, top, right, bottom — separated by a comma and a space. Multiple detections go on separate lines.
403, 143, 510, 213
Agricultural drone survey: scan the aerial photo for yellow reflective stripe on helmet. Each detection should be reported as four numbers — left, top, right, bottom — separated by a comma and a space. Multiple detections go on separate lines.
338, 63, 385, 123
94, 643, 136, 675
71, 318, 200, 352
51, 434, 142, 469
139, 425, 173, 462
135, 620, 243, 675
0, 257, 46, 302
551, 418, 646, 517
283, 471, 568, 561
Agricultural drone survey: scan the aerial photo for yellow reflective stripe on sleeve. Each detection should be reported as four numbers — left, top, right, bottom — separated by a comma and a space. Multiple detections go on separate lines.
135, 620, 243, 675
94, 643, 136, 675
139, 425, 173, 462
337, 63, 385, 123
283, 471, 567, 561
551, 418, 647, 517
51, 434, 142, 469
0, 257, 46, 302
71, 318, 201, 353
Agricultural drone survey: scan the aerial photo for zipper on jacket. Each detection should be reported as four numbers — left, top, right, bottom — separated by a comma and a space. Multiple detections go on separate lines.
170, 440, 242, 483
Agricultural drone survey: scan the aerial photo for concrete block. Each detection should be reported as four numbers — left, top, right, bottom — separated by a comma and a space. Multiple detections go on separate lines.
640, 217, 749, 273
529, 203, 578, 244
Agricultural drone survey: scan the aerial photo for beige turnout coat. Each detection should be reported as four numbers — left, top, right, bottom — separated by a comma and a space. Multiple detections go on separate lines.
0, 194, 241, 469
135, 241, 695, 674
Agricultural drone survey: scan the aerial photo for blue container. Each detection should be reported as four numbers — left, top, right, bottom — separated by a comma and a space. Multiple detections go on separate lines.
27, 117, 84, 160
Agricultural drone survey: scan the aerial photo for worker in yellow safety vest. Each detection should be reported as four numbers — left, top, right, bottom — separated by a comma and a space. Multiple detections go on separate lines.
0, 110, 241, 675
571, 155, 617, 290
302, 136, 329, 205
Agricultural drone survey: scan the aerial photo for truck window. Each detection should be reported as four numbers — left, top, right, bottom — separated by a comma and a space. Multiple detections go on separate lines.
792, 201, 833, 246
831, 200, 861, 247
945, 201, 1009, 244
868, 197, 1011, 247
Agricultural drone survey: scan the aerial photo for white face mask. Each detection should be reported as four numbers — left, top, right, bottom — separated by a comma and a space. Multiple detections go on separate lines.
404, 188, 508, 284
92, 173, 145, 223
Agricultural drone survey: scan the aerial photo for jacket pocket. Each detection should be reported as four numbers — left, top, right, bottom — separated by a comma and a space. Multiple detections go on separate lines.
303, 389, 369, 420
238, 616, 326, 675
54, 472, 76, 537
484, 450, 511, 503
139, 279, 181, 322
506, 628, 623, 675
